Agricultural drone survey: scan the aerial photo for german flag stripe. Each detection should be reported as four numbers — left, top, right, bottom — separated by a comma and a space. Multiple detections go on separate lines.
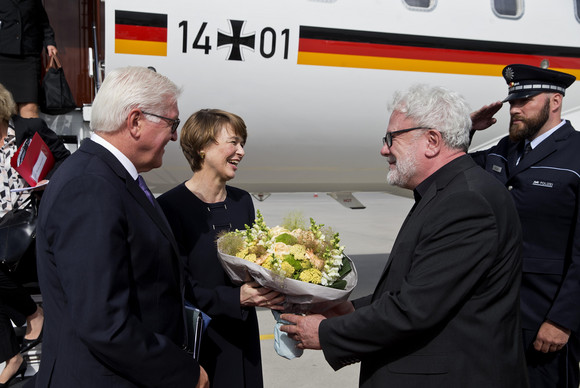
115, 10, 167, 29
299, 39, 580, 69
114, 10, 167, 56
115, 24, 167, 43
298, 26, 580, 78
115, 39, 167, 56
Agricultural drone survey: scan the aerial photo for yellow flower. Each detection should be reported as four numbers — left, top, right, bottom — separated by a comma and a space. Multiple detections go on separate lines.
261, 255, 275, 270
236, 248, 249, 259
220, 210, 350, 288
244, 254, 257, 263
298, 268, 322, 284
280, 261, 296, 278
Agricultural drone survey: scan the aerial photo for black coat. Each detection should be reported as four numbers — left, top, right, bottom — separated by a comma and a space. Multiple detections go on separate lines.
319, 155, 528, 388
35, 139, 201, 387
0, 0, 56, 55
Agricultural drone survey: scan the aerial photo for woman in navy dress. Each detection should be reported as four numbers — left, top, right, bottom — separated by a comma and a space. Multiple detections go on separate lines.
158, 109, 283, 388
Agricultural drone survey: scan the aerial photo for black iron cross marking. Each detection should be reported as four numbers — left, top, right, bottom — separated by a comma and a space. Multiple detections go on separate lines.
217, 20, 255, 61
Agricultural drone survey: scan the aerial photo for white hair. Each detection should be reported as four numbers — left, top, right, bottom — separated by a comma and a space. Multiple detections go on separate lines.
388, 84, 472, 151
90, 66, 181, 133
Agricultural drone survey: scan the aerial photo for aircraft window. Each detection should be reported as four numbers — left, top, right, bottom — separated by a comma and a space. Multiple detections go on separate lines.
492, 0, 523, 18
402, 0, 436, 10
576, 0, 580, 22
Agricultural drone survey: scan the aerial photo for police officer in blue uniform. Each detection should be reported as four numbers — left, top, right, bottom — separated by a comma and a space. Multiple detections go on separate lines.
470, 64, 579, 388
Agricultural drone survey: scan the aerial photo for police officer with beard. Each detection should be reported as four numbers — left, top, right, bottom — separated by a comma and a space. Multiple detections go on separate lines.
470, 64, 579, 388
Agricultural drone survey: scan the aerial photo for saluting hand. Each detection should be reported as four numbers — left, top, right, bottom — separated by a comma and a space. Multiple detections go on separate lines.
470, 101, 503, 131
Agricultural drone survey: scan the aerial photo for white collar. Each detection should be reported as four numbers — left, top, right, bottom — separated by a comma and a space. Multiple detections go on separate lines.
90, 133, 138, 180
527, 119, 566, 150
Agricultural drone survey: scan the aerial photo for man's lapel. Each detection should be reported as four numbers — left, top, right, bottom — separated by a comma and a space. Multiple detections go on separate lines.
376, 183, 437, 288
510, 136, 558, 177
83, 139, 182, 261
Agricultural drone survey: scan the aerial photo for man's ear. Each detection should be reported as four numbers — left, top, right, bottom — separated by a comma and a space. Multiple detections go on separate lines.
127, 109, 142, 139
551, 93, 563, 113
424, 129, 441, 158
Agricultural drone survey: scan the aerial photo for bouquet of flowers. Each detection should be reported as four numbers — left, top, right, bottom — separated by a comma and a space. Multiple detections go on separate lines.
217, 210, 358, 313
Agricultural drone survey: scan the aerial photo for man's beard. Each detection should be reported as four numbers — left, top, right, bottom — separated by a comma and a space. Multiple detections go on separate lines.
387, 150, 417, 188
509, 98, 550, 142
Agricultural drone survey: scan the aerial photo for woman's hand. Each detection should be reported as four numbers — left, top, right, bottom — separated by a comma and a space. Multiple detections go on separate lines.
240, 281, 285, 310
31, 179, 49, 191
46, 45, 58, 57
195, 366, 209, 388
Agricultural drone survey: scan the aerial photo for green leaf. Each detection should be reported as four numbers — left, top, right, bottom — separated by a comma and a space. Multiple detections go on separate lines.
283, 255, 302, 271
337, 256, 352, 278
328, 279, 347, 290
275, 233, 298, 245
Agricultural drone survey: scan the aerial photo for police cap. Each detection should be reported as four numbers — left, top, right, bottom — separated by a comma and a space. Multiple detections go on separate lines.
502, 64, 576, 102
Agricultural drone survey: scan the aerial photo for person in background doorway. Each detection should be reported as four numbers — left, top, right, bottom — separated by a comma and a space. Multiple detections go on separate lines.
0, 0, 58, 118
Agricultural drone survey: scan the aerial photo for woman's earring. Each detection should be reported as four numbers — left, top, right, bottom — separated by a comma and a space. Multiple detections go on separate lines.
200, 151, 205, 159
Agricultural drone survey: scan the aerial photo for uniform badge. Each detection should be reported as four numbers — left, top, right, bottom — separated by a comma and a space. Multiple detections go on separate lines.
492, 165, 503, 173
532, 180, 554, 188
503, 67, 515, 82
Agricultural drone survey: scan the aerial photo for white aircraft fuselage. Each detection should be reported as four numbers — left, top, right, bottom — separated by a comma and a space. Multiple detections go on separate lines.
104, 0, 580, 198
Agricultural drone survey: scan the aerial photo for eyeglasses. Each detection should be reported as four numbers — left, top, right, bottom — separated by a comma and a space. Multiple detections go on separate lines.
382, 127, 432, 148
142, 111, 180, 134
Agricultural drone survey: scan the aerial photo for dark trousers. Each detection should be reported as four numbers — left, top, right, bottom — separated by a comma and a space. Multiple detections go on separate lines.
523, 328, 580, 388
0, 265, 38, 362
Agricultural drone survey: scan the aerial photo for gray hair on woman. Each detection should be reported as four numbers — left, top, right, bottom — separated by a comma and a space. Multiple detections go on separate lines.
0, 84, 18, 123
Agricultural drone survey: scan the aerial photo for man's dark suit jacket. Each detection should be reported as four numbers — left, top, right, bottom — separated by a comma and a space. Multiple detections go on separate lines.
34, 139, 200, 387
471, 121, 580, 387
319, 155, 528, 388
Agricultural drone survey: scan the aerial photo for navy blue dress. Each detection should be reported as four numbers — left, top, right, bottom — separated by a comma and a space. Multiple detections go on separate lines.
158, 184, 262, 388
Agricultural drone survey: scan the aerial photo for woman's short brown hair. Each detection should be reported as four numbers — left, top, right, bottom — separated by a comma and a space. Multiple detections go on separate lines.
180, 109, 247, 172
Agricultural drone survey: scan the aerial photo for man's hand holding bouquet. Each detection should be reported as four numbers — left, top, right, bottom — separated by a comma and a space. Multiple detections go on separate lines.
217, 211, 358, 359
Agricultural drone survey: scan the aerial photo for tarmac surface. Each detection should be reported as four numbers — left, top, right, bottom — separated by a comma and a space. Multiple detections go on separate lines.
251, 192, 413, 387
5, 191, 414, 387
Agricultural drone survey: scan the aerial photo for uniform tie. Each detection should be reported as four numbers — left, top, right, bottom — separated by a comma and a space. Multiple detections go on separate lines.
137, 175, 155, 206
522, 142, 532, 159
518, 142, 532, 164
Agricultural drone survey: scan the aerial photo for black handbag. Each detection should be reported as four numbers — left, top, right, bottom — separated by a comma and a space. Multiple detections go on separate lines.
0, 196, 38, 272
40, 55, 77, 115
